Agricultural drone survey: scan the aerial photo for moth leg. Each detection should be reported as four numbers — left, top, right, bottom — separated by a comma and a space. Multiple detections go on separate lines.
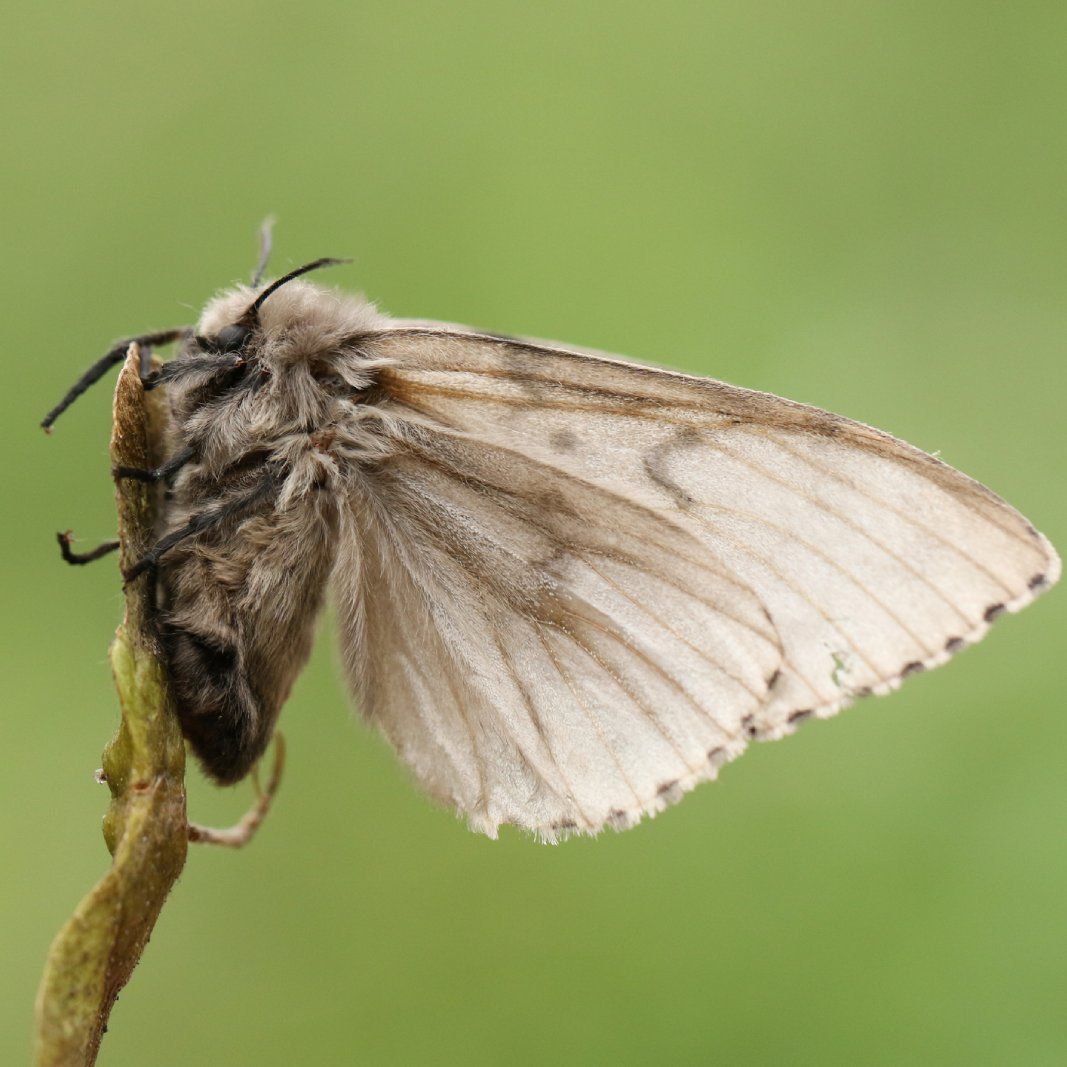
123, 469, 280, 584
141, 352, 248, 392
56, 530, 120, 566
41, 326, 193, 431
113, 443, 196, 485
187, 734, 286, 848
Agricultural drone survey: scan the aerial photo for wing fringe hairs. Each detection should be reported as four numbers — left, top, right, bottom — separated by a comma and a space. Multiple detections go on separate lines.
330, 328, 1059, 843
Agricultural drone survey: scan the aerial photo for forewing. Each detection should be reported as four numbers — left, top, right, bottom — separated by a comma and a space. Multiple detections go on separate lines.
337, 328, 1058, 839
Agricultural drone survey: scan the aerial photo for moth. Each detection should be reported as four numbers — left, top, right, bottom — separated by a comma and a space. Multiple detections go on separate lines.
45, 240, 1059, 842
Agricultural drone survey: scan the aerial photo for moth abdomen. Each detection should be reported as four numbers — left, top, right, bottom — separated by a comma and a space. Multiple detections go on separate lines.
162, 623, 271, 785
157, 460, 341, 785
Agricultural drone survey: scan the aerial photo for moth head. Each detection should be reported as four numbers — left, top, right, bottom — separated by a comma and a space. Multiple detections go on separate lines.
196, 257, 351, 358
40, 245, 374, 434
179, 257, 387, 449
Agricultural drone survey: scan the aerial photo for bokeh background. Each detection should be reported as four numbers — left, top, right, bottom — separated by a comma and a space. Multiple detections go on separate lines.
3, 3, 1065, 1064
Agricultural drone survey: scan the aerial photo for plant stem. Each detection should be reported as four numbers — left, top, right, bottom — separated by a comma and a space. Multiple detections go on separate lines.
34, 345, 188, 1067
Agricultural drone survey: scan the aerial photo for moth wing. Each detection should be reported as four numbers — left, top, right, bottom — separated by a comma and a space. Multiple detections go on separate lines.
335, 328, 1058, 840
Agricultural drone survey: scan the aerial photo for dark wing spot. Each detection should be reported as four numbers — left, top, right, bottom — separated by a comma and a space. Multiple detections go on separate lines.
642, 429, 701, 508
787, 708, 813, 726
945, 636, 966, 654
707, 746, 726, 764
550, 429, 579, 453
1029, 573, 1048, 591
656, 779, 679, 797
854, 686, 874, 698
984, 603, 1006, 622
766, 668, 782, 691
901, 661, 926, 677
741, 713, 758, 738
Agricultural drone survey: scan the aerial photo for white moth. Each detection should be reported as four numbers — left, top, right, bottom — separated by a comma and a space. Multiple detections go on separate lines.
46, 251, 1059, 842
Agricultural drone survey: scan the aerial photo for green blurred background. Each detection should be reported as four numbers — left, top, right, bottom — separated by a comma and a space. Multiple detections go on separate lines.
3, 3, 1065, 1064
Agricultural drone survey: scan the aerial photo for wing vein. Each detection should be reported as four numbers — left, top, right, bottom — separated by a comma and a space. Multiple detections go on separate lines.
386, 367, 1038, 556
579, 554, 770, 706
535, 626, 645, 810
705, 435, 978, 629
490, 630, 593, 826
553, 601, 737, 751
757, 427, 1025, 597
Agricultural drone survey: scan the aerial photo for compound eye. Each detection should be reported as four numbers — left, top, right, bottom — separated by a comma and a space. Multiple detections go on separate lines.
215, 322, 251, 353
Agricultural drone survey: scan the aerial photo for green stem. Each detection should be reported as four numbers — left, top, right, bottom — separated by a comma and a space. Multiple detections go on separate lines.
34, 346, 189, 1067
